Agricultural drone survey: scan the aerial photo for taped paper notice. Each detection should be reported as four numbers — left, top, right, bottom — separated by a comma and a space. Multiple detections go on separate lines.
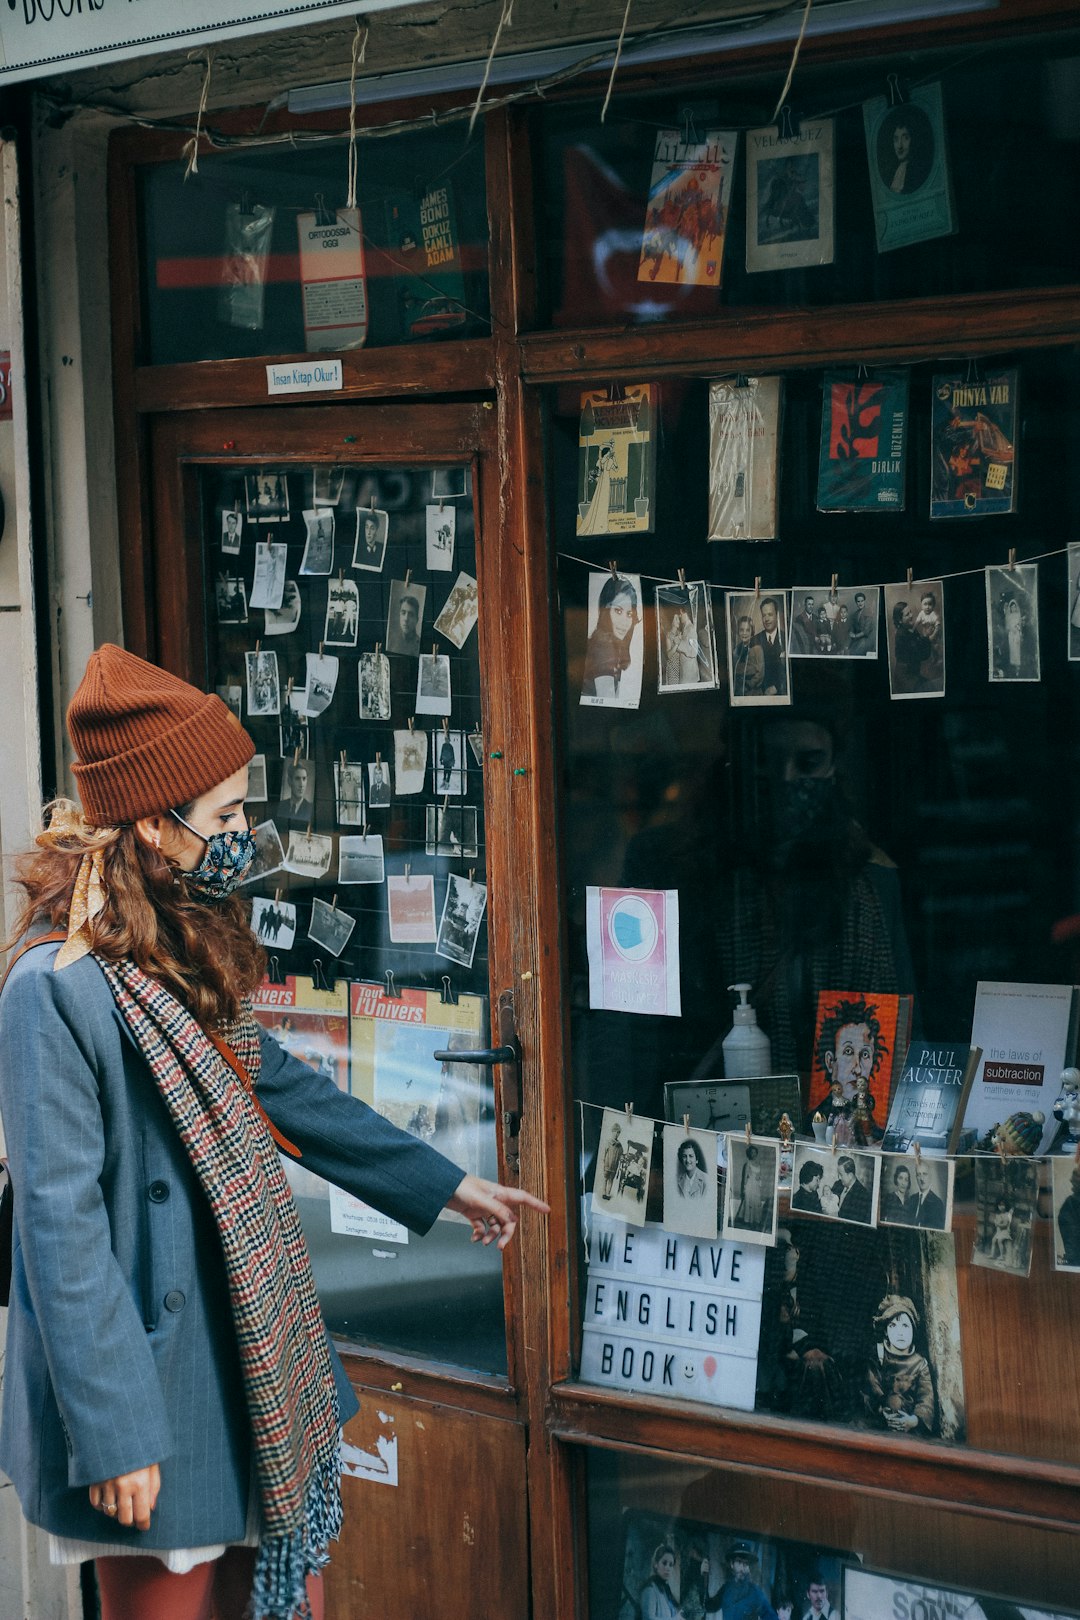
297, 207, 368, 352
328, 1184, 409, 1244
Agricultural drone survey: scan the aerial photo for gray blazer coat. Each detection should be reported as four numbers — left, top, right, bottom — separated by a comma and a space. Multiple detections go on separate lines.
0, 938, 464, 1550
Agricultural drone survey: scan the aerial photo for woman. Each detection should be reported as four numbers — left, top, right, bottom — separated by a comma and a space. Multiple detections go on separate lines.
0, 645, 546, 1620
581, 573, 640, 703
735, 1144, 768, 1230
881, 1163, 916, 1224
731, 614, 764, 698
639, 1544, 683, 1620
664, 607, 699, 688
675, 1138, 709, 1200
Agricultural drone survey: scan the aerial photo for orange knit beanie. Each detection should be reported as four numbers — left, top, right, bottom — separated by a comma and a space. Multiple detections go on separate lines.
67, 643, 255, 825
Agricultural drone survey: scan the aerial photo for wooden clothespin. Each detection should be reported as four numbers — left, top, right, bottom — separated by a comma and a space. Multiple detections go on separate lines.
340, 749, 346, 766
468, 867, 476, 883
286, 676, 294, 695
830, 572, 838, 600
745, 1122, 753, 1147
255, 640, 261, 654
274, 888, 282, 904
338, 568, 344, 584
408, 716, 415, 732
431, 644, 438, 659
609, 560, 619, 577
441, 716, 450, 733
913, 1140, 922, 1165
754, 576, 761, 600
404, 568, 412, 588
683, 1112, 691, 1136
1008, 548, 1017, 572
442, 794, 450, 812
404, 862, 412, 882
375, 641, 382, 656
319, 641, 325, 657
362, 822, 369, 838
624, 1102, 634, 1122
293, 747, 301, 766
331, 894, 338, 911
376, 751, 382, 765
906, 567, 913, 590
677, 567, 687, 588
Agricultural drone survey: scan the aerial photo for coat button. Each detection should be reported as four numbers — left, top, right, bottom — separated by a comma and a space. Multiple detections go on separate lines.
148, 1180, 170, 1202
163, 1290, 186, 1312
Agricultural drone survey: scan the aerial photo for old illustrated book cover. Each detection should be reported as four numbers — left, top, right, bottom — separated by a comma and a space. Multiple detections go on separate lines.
880, 1041, 981, 1155
638, 126, 738, 288
816, 368, 909, 512
577, 384, 656, 536
707, 375, 783, 540
963, 981, 1078, 1155
807, 989, 913, 1124
930, 368, 1018, 518
745, 117, 834, 273
384, 182, 466, 341
862, 81, 956, 253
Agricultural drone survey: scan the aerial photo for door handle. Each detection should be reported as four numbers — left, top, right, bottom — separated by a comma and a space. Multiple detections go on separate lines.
433, 990, 521, 1174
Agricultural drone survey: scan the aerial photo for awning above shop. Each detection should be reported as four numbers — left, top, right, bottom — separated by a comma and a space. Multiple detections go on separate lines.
0, 0, 409, 84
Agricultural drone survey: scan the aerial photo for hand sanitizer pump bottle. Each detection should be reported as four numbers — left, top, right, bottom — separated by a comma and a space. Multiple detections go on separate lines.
721, 982, 772, 1079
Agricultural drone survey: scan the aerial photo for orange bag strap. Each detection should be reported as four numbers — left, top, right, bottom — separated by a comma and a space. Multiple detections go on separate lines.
1, 930, 68, 993
208, 1032, 302, 1159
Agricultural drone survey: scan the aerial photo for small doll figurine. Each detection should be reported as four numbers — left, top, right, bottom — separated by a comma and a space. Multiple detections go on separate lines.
863, 1294, 936, 1436
853, 1075, 883, 1146
824, 1080, 854, 1146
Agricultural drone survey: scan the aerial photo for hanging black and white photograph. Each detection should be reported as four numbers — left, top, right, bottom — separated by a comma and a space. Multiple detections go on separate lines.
431, 466, 468, 501
278, 692, 309, 759
244, 471, 290, 522
788, 586, 880, 659
467, 730, 484, 767
312, 465, 346, 505
264, 579, 301, 637
358, 650, 392, 720
883, 579, 945, 699
878, 1154, 954, 1233
1069, 543, 1080, 661
245, 649, 281, 717
334, 759, 365, 825
367, 759, 392, 809
790, 1144, 880, 1227
323, 578, 359, 648
352, 507, 389, 572
249, 541, 288, 612
221, 509, 243, 554
725, 591, 791, 706
580, 569, 644, 709
1050, 1156, 1080, 1274
986, 562, 1040, 682
237, 820, 285, 888
972, 1156, 1038, 1277
276, 758, 316, 829
435, 872, 488, 969
387, 874, 438, 944
282, 829, 334, 880
299, 508, 335, 576
246, 753, 268, 803
661, 1124, 718, 1240
308, 896, 356, 958
386, 578, 426, 656
216, 577, 248, 624
300, 651, 339, 717
416, 653, 452, 716
425, 803, 479, 858
722, 1134, 779, 1246
394, 728, 428, 795
592, 1105, 652, 1226
426, 503, 456, 572
432, 729, 466, 796
251, 896, 296, 951
655, 581, 720, 693
338, 834, 386, 885
434, 571, 479, 651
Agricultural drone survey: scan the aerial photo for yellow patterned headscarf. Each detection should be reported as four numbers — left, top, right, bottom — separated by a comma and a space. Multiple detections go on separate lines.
37, 800, 114, 971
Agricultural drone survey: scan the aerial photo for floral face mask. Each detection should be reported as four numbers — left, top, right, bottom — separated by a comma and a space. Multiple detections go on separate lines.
171, 809, 256, 899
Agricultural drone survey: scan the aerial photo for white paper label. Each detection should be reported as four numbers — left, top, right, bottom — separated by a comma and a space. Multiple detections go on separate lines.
328, 1184, 408, 1244
266, 359, 343, 396
298, 208, 368, 352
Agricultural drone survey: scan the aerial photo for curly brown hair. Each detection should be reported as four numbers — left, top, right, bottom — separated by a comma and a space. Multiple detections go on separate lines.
11, 801, 265, 1028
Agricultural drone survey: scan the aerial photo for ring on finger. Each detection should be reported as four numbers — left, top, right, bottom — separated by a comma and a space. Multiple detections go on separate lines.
102, 1502, 118, 1515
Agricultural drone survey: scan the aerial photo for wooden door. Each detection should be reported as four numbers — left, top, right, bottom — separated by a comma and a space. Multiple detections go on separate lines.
144, 401, 551, 1620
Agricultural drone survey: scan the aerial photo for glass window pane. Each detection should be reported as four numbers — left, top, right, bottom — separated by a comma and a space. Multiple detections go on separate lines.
200, 458, 504, 1374
138, 133, 489, 364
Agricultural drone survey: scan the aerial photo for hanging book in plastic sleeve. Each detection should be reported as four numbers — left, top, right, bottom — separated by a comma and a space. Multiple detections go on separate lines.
745, 118, 834, 273
708, 376, 783, 540
384, 182, 467, 341
816, 368, 908, 512
576, 384, 656, 536
638, 126, 738, 288
862, 81, 956, 253
296, 205, 368, 352
930, 368, 1018, 518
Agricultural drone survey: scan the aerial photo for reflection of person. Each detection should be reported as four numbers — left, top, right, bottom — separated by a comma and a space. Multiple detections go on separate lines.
582, 574, 640, 702
0, 644, 546, 1619
638, 1544, 682, 1620
701, 1541, 777, 1620
881, 1163, 915, 1224
831, 1155, 872, 1224
863, 1294, 935, 1435
911, 1159, 945, 1228
732, 615, 765, 698
753, 597, 786, 695
676, 1138, 709, 1199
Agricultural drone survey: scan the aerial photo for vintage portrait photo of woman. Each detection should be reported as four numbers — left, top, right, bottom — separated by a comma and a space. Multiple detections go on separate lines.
722, 1134, 778, 1246
661, 1124, 718, 1240
580, 569, 644, 710
655, 581, 720, 693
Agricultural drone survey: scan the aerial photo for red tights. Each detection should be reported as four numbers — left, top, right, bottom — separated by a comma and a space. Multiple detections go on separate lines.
96, 1546, 325, 1620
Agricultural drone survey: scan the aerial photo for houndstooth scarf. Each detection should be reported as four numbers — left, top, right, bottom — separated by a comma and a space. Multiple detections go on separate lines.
94, 955, 342, 1620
